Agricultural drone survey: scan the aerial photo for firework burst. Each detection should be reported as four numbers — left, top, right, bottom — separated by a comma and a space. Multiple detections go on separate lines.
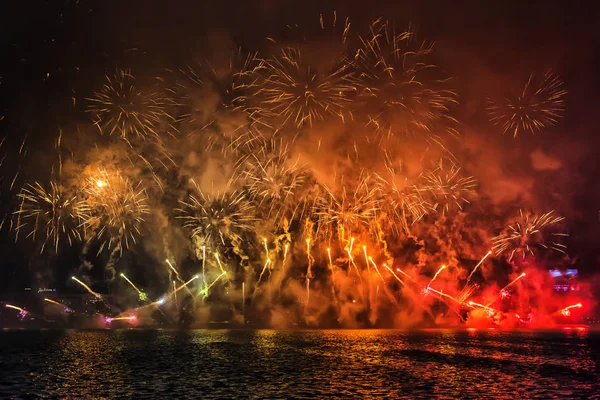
240, 141, 308, 226
375, 155, 430, 234
418, 159, 477, 214
314, 173, 380, 241
377, 180, 429, 235
82, 169, 150, 254
251, 47, 356, 129
86, 69, 173, 141
353, 19, 458, 143
177, 183, 256, 250
13, 181, 87, 253
486, 71, 567, 137
492, 210, 567, 262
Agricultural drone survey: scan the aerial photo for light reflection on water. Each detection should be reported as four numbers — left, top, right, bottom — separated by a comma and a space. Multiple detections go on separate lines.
0, 329, 598, 398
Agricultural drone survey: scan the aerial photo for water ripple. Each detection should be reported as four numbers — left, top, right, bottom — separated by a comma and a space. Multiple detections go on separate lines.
0, 329, 598, 399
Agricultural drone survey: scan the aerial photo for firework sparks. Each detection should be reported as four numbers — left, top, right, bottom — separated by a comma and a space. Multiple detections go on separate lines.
240, 140, 308, 225
419, 159, 477, 214
177, 183, 256, 250
492, 210, 567, 262
354, 18, 458, 143
0, 12, 584, 331
487, 71, 567, 137
251, 13, 356, 130
86, 69, 173, 140
254, 47, 355, 129
147, 275, 201, 308
376, 171, 429, 235
315, 174, 380, 241
82, 168, 150, 255
13, 181, 87, 253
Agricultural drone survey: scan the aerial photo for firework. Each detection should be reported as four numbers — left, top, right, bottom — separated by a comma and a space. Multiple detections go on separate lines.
376, 175, 429, 235
468, 301, 500, 316
486, 71, 567, 137
354, 18, 458, 142
466, 250, 492, 283
82, 169, 150, 254
2, 13, 583, 331
105, 315, 137, 324
13, 181, 87, 253
44, 298, 71, 313
5, 304, 28, 320
165, 259, 181, 281
86, 69, 173, 140
557, 303, 582, 317
239, 139, 308, 225
176, 183, 256, 250
492, 210, 567, 262
72, 276, 103, 300
419, 159, 477, 214
120, 273, 148, 302
487, 272, 526, 306
251, 46, 356, 129
314, 174, 380, 241
147, 275, 200, 307
249, 12, 357, 130
207, 49, 264, 112
383, 263, 405, 286
427, 264, 446, 288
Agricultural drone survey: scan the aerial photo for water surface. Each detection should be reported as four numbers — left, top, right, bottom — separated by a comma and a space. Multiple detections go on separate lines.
0, 329, 598, 399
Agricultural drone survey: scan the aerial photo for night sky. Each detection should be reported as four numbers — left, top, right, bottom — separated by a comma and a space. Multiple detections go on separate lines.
1, 0, 599, 302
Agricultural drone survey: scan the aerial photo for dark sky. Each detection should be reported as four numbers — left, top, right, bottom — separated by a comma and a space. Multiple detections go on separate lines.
1, 0, 599, 292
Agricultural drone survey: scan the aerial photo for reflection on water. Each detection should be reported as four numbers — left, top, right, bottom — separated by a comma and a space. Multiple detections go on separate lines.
0, 329, 598, 398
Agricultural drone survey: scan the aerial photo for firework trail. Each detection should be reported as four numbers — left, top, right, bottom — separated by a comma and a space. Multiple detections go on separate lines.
5, 304, 28, 319
44, 298, 72, 312
13, 181, 87, 253
492, 210, 567, 262
353, 18, 458, 143
120, 273, 148, 301
486, 71, 567, 137
487, 272, 526, 306
468, 301, 500, 317
71, 276, 103, 300
427, 264, 446, 288
556, 303, 582, 317
466, 250, 492, 283
86, 69, 174, 141
105, 315, 137, 324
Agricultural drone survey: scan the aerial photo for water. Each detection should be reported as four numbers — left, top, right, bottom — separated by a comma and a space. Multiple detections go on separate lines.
0, 329, 598, 399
